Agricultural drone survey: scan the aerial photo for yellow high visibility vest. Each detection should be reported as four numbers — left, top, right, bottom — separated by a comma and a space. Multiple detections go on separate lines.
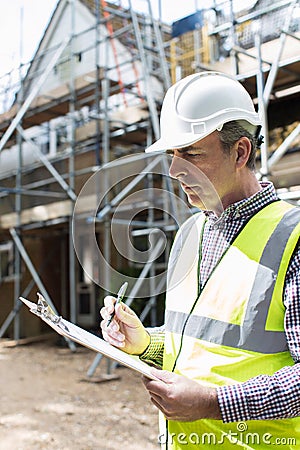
161, 200, 300, 449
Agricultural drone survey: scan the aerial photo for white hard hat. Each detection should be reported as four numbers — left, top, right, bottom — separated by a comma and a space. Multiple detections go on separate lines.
145, 71, 261, 153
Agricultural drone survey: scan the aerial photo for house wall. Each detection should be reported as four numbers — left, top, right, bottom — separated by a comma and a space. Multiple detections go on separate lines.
27, 1, 162, 104
0, 230, 69, 338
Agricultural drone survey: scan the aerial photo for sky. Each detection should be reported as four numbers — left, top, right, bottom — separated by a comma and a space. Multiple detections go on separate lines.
0, 0, 209, 112
0, 0, 59, 78
0, 0, 204, 79
0, 0, 258, 78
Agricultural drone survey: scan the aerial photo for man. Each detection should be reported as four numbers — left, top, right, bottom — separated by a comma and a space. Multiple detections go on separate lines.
100, 72, 300, 449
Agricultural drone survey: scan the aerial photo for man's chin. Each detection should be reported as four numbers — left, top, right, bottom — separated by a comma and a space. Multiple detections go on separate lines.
186, 193, 206, 210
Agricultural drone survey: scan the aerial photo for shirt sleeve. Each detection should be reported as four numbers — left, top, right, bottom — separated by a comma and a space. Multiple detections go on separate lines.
139, 326, 165, 368
218, 244, 300, 423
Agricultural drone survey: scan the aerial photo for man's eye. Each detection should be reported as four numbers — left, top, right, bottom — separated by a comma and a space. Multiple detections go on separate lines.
186, 153, 200, 157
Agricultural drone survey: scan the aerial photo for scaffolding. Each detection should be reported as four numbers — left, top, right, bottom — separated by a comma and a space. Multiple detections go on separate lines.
0, 0, 299, 376
169, 0, 300, 197
0, 0, 175, 345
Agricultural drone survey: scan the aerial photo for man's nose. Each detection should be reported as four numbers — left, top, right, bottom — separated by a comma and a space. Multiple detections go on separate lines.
169, 155, 187, 179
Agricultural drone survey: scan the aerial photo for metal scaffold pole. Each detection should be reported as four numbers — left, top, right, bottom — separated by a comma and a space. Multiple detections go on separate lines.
0, 38, 70, 153
69, 0, 77, 326
9, 228, 76, 351
85, 0, 175, 380
259, 0, 299, 178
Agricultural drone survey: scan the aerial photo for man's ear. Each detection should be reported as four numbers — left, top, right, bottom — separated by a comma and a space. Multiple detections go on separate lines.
235, 137, 251, 169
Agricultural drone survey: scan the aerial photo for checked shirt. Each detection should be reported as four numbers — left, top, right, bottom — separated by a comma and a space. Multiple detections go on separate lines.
140, 181, 300, 422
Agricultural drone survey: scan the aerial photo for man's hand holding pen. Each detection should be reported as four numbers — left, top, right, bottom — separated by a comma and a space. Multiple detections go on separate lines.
100, 292, 150, 356
100, 286, 221, 421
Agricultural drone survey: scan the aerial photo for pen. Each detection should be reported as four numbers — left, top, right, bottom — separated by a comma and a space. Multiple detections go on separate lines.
107, 281, 128, 327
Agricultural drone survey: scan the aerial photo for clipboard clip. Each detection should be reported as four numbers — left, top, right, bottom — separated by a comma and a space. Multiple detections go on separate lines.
35, 292, 62, 325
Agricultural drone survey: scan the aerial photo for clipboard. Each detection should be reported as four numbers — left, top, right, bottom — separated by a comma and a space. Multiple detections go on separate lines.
20, 293, 158, 381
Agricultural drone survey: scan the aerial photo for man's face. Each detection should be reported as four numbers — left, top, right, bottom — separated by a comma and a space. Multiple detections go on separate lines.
168, 132, 237, 214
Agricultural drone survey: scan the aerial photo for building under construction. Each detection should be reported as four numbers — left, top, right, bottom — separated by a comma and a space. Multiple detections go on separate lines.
0, 0, 299, 343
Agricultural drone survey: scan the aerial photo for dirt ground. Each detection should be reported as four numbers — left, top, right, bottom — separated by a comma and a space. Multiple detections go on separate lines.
0, 337, 159, 450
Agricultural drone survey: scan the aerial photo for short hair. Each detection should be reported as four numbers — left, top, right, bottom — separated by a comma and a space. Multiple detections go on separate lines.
217, 121, 259, 171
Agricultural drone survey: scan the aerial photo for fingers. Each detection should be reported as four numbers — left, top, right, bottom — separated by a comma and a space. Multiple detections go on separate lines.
102, 296, 116, 316
101, 296, 139, 329
99, 296, 146, 354
102, 330, 125, 348
100, 296, 125, 347
100, 296, 134, 321
114, 303, 140, 328
99, 296, 115, 328
100, 317, 126, 348
143, 368, 171, 387
142, 373, 173, 419
149, 395, 171, 418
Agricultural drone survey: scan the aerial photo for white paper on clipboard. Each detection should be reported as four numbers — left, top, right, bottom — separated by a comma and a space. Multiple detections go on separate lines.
20, 295, 158, 381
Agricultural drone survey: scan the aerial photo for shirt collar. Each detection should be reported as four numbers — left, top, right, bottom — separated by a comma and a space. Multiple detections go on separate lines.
203, 181, 278, 224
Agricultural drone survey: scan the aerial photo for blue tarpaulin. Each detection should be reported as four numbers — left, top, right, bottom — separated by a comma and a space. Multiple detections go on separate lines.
172, 11, 203, 38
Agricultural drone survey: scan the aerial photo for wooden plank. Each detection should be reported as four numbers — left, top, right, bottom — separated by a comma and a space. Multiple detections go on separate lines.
0, 332, 56, 348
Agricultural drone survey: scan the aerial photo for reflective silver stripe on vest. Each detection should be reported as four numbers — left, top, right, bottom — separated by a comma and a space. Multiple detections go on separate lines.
166, 207, 300, 354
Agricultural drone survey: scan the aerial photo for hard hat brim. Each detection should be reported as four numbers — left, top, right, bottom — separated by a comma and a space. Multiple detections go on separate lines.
145, 133, 205, 153
145, 117, 261, 153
